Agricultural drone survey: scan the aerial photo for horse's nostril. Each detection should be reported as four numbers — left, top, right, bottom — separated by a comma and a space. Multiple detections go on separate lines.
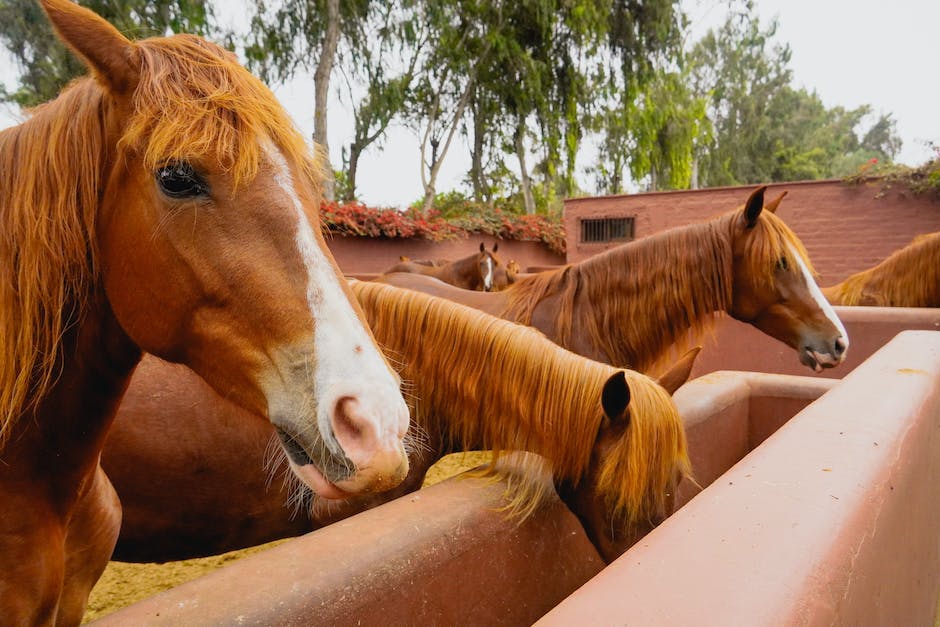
834, 337, 846, 356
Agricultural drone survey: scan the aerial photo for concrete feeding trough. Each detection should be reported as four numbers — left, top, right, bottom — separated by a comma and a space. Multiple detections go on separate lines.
90, 330, 940, 625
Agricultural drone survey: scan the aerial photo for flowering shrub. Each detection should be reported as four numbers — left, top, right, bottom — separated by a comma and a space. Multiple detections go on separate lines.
844, 155, 940, 199
320, 200, 567, 254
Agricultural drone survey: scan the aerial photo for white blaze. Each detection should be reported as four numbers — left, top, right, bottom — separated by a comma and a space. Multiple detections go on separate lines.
266, 143, 405, 454
789, 244, 849, 345
483, 257, 494, 291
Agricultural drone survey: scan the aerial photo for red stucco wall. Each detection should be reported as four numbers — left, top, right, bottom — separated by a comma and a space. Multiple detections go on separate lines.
324, 235, 564, 276
563, 180, 940, 286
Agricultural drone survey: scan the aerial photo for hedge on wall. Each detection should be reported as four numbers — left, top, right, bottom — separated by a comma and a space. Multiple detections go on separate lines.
319, 201, 567, 254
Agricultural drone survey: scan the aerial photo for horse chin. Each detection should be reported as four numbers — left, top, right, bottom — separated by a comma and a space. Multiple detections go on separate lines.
800, 348, 840, 373
275, 426, 354, 500
288, 461, 352, 501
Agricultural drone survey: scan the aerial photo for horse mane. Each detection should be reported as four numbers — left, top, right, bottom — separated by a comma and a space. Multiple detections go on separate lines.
825, 231, 940, 307
502, 208, 813, 373
350, 280, 690, 528
0, 32, 321, 447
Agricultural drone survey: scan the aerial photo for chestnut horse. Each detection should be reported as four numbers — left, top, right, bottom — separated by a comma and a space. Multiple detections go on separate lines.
0, 2, 408, 624
376, 187, 849, 374
823, 231, 940, 307
104, 281, 697, 565
381, 242, 510, 291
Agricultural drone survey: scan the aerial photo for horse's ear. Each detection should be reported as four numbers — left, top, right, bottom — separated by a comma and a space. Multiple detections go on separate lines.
764, 190, 788, 214
492, 241, 498, 253
399, 255, 409, 262
657, 346, 701, 395
479, 242, 485, 253
601, 371, 631, 424
744, 185, 768, 228
40, 0, 140, 95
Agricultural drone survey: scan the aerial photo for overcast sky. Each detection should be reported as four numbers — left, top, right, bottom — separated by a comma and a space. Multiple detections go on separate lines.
1, 0, 936, 207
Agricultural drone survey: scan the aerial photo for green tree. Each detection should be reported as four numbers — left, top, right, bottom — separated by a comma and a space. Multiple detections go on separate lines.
687, 2, 793, 186
0, 0, 215, 108
336, 1, 426, 201
687, 2, 901, 186
247, 0, 374, 200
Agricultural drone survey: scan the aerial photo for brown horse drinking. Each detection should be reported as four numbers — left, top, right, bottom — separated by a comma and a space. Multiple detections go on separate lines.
822, 231, 940, 307
0, 2, 408, 624
103, 281, 697, 565
381, 242, 510, 291
376, 187, 849, 374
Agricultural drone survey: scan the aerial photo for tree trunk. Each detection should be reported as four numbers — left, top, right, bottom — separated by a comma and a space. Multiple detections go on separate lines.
313, 0, 340, 201
344, 142, 361, 202
514, 120, 536, 215
420, 79, 476, 211
470, 92, 486, 202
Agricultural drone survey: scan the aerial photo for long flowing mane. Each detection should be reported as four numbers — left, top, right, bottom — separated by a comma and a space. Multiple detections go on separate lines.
502, 209, 814, 372
0, 33, 322, 446
824, 231, 940, 307
350, 280, 690, 529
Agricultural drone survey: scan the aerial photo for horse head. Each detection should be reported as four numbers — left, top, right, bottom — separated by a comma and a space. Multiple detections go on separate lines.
561, 347, 698, 563
41, 0, 409, 498
505, 259, 522, 284
728, 187, 848, 372
477, 242, 511, 292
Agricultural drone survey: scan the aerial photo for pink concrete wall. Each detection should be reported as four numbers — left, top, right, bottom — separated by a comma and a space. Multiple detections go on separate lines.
684, 306, 940, 379
564, 180, 940, 286
538, 331, 940, 626
324, 235, 564, 275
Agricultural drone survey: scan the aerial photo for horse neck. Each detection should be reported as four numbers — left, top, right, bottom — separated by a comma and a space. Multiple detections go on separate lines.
537, 220, 733, 372
868, 238, 940, 306
436, 253, 482, 290
416, 355, 602, 482
1, 292, 141, 509
352, 282, 602, 480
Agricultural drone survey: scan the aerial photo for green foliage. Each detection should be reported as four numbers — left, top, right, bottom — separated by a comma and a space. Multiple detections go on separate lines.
1, 0, 910, 209
0, 0, 216, 107
687, 2, 902, 187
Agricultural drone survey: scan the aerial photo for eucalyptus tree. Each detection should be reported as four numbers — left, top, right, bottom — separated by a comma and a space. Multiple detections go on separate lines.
686, 2, 793, 186
247, 0, 374, 199
586, 0, 686, 195
336, 1, 427, 201
0, 0, 215, 107
688, 1, 900, 186
406, 0, 504, 211
593, 67, 709, 193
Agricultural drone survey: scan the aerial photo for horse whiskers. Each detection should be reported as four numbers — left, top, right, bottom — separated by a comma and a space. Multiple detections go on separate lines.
403, 422, 432, 456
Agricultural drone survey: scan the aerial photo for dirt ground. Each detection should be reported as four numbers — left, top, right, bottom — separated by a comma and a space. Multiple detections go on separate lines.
81, 451, 489, 623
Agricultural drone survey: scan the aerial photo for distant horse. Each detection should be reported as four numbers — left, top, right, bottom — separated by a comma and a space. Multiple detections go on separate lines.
822, 231, 940, 307
0, 2, 407, 624
506, 259, 523, 283
376, 187, 849, 374
381, 242, 510, 291
104, 281, 698, 565
397, 255, 448, 267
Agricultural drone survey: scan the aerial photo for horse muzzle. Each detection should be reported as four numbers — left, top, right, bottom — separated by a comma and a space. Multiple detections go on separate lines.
800, 335, 848, 372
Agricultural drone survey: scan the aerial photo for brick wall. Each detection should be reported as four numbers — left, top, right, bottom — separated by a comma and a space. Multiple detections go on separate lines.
563, 180, 940, 286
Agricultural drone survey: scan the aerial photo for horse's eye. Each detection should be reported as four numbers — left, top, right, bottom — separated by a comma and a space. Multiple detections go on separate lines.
156, 162, 207, 199
776, 256, 789, 271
